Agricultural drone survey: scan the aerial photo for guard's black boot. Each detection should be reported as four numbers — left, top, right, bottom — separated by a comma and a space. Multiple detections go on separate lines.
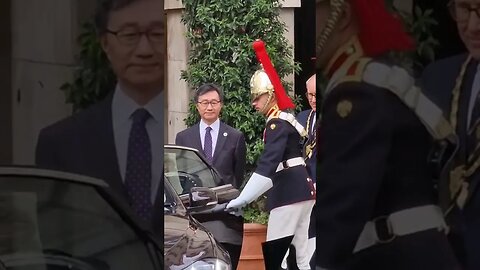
286, 244, 299, 270
262, 235, 294, 270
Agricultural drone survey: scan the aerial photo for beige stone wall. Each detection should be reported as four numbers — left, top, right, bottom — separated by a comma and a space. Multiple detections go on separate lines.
165, 0, 300, 143
11, 0, 95, 164
165, 3, 189, 145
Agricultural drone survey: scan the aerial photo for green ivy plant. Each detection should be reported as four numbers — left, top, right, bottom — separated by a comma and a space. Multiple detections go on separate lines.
243, 198, 270, 225
60, 22, 116, 112
384, 0, 439, 73
181, 0, 301, 224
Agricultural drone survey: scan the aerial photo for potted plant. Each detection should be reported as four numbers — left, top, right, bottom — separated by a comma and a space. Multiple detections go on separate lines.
237, 195, 269, 270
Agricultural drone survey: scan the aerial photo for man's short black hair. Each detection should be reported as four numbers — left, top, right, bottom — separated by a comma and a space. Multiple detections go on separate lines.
95, 0, 136, 34
193, 83, 225, 103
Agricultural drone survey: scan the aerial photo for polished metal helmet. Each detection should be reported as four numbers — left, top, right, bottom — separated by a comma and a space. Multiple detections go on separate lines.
250, 40, 295, 113
249, 68, 275, 114
250, 68, 274, 101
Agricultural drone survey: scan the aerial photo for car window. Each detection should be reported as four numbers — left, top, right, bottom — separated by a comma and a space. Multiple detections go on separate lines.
163, 178, 185, 214
0, 175, 158, 270
164, 147, 221, 195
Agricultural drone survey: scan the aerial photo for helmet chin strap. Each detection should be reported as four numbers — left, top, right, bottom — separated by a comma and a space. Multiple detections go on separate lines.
316, 0, 346, 65
259, 93, 275, 115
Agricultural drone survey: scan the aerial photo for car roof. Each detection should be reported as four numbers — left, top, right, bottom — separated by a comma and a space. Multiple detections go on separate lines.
164, 144, 200, 152
0, 166, 109, 187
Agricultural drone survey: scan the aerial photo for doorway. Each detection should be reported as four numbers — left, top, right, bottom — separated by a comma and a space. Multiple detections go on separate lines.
294, 0, 316, 111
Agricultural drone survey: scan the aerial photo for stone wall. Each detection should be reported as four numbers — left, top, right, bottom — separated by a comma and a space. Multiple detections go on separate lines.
11, 0, 95, 164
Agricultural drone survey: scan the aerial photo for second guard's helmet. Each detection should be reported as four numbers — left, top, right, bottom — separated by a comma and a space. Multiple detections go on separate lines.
316, 0, 414, 61
316, 0, 346, 59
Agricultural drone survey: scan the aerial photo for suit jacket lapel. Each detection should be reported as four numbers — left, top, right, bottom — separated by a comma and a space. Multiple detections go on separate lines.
192, 123, 204, 155
213, 122, 227, 164
91, 95, 126, 198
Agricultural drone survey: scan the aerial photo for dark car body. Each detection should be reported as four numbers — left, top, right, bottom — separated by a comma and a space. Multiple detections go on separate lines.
0, 166, 163, 270
164, 179, 230, 269
164, 145, 241, 270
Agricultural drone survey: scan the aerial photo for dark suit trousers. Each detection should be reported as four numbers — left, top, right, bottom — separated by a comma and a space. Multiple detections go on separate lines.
220, 242, 242, 270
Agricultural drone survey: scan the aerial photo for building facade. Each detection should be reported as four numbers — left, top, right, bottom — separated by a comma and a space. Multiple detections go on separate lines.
1, 0, 411, 164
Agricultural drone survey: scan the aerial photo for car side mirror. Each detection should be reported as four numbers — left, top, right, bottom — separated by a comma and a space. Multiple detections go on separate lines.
188, 187, 218, 212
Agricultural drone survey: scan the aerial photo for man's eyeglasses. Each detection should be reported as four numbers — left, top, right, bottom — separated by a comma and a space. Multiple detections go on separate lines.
197, 100, 221, 108
106, 28, 164, 46
306, 92, 316, 100
448, 0, 480, 22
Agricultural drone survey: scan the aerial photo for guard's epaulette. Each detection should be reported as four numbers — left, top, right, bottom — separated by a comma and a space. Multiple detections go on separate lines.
362, 61, 455, 142
325, 58, 455, 143
340, 58, 371, 84
268, 111, 308, 138
322, 58, 370, 97
268, 109, 281, 119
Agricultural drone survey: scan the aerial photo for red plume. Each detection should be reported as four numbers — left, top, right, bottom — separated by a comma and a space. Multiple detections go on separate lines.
252, 39, 295, 110
352, 0, 415, 57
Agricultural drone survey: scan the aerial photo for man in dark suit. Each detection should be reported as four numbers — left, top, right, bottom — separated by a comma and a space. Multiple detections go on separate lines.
297, 74, 317, 183
422, 1, 480, 269
315, 0, 459, 269
35, 0, 165, 231
175, 83, 246, 269
295, 73, 317, 269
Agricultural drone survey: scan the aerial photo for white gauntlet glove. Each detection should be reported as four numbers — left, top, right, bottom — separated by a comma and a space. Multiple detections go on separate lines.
226, 172, 273, 210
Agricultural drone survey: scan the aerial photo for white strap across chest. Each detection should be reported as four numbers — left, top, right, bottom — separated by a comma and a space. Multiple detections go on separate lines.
362, 62, 454, 142
268, 112, 308, 138
324, 59, 455, 142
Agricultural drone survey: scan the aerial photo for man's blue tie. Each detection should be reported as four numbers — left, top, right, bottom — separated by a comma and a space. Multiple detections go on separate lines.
125, 108, 152, 221
468, 91, 480, 152
204, 126, 213, 163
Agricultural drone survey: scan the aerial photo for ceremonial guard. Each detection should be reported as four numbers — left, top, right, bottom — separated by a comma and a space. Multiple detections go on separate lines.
227, 40, 316, 270
315, 0, 460, 269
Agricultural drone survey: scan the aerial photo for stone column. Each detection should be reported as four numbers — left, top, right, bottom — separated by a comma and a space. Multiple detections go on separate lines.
165, 0, 300, 143
280, 0, 301, 95
11, 0, 95, 164
165, 0, 190, 144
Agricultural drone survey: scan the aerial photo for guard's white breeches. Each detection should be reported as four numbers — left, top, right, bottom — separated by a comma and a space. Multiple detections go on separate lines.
267, 200, 315, 270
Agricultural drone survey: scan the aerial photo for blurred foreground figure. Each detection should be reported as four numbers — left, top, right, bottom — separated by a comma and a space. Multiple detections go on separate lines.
36, 0, 165, 229
315, 0, 460, 269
